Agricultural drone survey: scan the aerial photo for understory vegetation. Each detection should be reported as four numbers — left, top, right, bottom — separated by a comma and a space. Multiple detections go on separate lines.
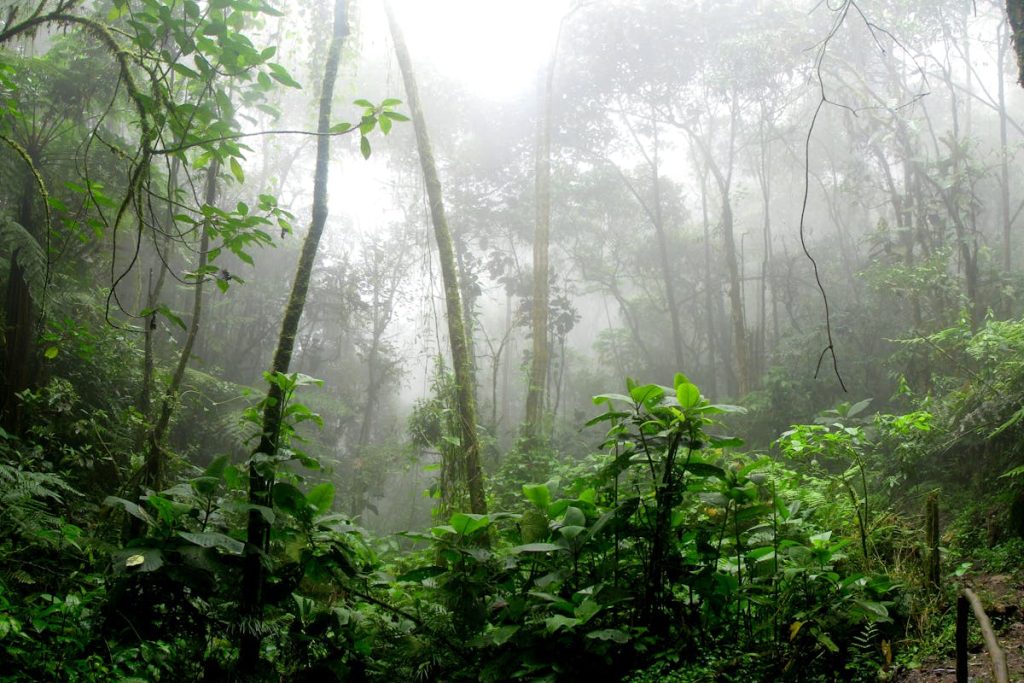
3, 321, 1024, 681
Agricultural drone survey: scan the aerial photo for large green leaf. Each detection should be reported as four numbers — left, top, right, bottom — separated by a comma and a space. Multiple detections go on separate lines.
272, 482, 306, 516
103, 496, 153, 526
305, 482, 334, 516
178, 531, 244, 555
587, 628, 629, 643
522, 482, 552, 510
562, 506, 586, 527
508, 543, 562, 554
449, 512, 490, 535
630, 383, 664, 407
592, 393, 633, 405
682, 462, 726, 478
676, 382, 700, 409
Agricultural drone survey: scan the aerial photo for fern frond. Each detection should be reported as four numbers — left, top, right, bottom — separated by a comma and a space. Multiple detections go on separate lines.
0, 214, 45, 301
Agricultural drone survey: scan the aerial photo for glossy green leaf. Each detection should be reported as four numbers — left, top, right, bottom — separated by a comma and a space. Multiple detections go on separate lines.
676, 382, 700, 409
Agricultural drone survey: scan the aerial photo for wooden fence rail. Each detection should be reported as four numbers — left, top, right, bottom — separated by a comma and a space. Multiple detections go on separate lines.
956, 587, 1009, 683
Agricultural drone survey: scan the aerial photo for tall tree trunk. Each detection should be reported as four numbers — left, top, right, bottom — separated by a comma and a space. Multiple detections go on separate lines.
704, 154, 748, 396
2, 258, 33, 433
618, 114, 684, 376
699, 167, 718, 399
237, 0, 349, 674
756, 109, 773, 381
683, 114, 745, 396
385, 2, 487, 515
524, 52, 555, 448
1, 174, 40, 433
649, 120, 685, 373
999, 21, 1013, 271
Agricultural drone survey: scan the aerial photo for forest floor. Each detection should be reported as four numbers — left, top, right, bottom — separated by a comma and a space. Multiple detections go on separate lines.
898, 574, 1024, 682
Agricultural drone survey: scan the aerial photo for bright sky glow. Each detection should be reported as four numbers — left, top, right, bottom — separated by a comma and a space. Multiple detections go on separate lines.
384, 0, 570, 100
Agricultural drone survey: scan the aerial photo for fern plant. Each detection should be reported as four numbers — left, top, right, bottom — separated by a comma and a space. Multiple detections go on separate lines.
0, 214, 45, 302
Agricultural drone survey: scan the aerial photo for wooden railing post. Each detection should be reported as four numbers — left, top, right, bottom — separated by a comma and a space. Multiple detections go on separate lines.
926, 492, 940, 590
956, 594, 968, 683
957, 587, 1010, 683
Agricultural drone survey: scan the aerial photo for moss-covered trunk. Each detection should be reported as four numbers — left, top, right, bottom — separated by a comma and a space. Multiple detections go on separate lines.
1007, 0, 1024, 86
385, 2, 487, 515
237, 0, 349, 674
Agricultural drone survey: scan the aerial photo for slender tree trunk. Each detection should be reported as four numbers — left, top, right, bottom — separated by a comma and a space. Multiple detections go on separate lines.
686, 112, 746, 396
709, 159, 748, 395
385, 2, 486, 515
135, 156, 180, 452
136, 160, 218, 495
699, 167, 718, 399
501, 290, 512, 428
999, 21, 1013, 271
237, 0, 348, 673
453, 229, 478, 382
756, 111, 773, 380
524, 53, 555, 448
650, 122, 685, 373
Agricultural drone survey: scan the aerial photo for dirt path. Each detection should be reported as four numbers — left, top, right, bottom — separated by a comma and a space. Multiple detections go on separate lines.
898, 575, 1024, 683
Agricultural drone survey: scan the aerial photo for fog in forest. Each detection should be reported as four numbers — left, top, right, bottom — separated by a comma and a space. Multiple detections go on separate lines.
4, 1, 1024, 680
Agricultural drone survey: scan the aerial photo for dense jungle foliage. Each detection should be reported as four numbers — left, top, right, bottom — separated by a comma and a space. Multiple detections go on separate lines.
4, 0, 1024, 681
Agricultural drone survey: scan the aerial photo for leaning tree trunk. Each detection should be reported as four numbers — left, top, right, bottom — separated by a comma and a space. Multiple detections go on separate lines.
385, 1, 487, 515
237, 0, 349, 674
